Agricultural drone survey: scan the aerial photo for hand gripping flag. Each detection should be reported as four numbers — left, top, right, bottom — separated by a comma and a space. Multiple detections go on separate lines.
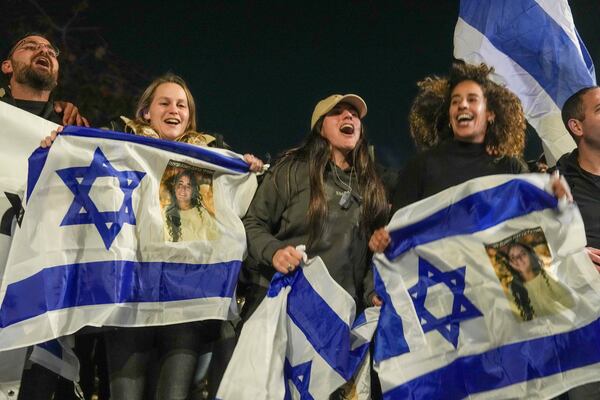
454, 0, 597, 165
373, 174, 600, 400
217, 256, 379, 400
0, 125, 257, 351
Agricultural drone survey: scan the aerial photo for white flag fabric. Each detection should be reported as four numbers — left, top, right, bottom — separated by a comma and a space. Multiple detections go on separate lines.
217, 256, 379, 400
0, 347, 27, 399
0, 102, 61, 394
0, 125, 257, 351
0, 101, 57, 274
29, 337, 79, 382
454, 0, 597, 165
374, 174, 600, 399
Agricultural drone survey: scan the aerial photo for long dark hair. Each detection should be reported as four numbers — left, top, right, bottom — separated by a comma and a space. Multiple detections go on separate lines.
273, 117, 388, 248
505, 243, 547, 321
165, 170, 203, 242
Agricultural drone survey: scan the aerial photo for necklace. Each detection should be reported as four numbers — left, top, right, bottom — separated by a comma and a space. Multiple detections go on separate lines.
332, 162, 354, 209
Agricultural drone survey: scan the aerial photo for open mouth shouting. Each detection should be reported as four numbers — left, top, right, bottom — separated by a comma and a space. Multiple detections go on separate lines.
320, 102, 363, 160
33, 56, 52, 72
340, 122, 355, 134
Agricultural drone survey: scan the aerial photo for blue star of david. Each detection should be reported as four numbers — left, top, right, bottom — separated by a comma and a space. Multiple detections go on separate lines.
408, 257, 483, 348
284, 359, 314, 400
56, 147, 145, 250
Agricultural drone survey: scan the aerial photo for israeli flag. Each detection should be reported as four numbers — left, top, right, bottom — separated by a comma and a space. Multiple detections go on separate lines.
217, 256, 379, 400
374, 174, 600, 399
0, 125, 257, 350
454, 0, 597, 165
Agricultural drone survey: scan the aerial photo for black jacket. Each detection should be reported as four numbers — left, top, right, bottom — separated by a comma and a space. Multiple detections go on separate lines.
556, 150, 600, 248
243, 157, 374, 307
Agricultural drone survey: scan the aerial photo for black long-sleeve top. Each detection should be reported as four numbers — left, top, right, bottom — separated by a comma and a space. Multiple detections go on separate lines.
392, 140, 528, 212
556, 150, 600, 248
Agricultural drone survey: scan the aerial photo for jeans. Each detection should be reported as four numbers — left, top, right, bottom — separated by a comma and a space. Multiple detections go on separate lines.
105, 321, 219, 400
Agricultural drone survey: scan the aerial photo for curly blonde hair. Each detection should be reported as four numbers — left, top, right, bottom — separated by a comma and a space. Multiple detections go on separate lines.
409, 62, 526, 157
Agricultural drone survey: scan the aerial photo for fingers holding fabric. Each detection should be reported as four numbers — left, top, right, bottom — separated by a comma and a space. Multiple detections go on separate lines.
272, 245, 304, 274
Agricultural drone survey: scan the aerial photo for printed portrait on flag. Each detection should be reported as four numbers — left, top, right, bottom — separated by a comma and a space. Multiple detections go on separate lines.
485, 227, 574, 321
159, 160, 218, 242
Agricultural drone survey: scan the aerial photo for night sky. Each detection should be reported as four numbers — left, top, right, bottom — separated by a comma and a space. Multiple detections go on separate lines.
79, 1, 599, 168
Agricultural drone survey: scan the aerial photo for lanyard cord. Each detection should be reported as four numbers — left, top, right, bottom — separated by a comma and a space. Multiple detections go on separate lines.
331, 162, 354, 192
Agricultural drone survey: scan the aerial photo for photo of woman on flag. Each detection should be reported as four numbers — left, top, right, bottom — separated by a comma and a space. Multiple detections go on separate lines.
160, 164, 218, 242
505, 242, 574, 321
486, 228, 575, 322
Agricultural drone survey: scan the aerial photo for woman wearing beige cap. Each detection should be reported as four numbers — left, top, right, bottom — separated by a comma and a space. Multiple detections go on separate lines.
241, 93, 388, 316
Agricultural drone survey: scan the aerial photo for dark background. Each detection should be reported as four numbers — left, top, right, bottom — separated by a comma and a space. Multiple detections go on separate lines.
3, 0, 599, 168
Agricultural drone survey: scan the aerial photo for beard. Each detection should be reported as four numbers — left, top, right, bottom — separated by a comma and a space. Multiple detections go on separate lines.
12, 60, 58, 91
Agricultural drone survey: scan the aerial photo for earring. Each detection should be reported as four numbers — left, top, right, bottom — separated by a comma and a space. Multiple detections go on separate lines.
488, 119, 495, 125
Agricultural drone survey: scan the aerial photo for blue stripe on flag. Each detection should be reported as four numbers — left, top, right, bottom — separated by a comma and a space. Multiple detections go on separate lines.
385, 179, 557, 260
576, 30, 596, 77
27, 147, 50, 203
61, 125, 250, 173
0, 260, 241, 328
352, 310, 366, 328
383, 316, 600, 399
460, 0, 596, 107
373, 266, 410, 362
37, 340, 62, 359
287, 269, 368, 380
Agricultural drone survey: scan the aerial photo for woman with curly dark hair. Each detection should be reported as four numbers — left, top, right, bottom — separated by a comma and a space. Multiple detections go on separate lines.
163, 170, 217, 242
408, 63, 527, 157
369, 62, 571, 252
505, 242, 574, 321
395, 61, 528, 209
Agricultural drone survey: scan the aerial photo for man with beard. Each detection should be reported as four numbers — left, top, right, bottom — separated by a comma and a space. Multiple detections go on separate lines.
1, 32, 88, 126
557, 86, 600, 399
1, 33, 89, 400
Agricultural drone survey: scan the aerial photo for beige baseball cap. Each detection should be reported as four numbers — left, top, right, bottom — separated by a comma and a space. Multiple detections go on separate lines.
310, 94, 367, 130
